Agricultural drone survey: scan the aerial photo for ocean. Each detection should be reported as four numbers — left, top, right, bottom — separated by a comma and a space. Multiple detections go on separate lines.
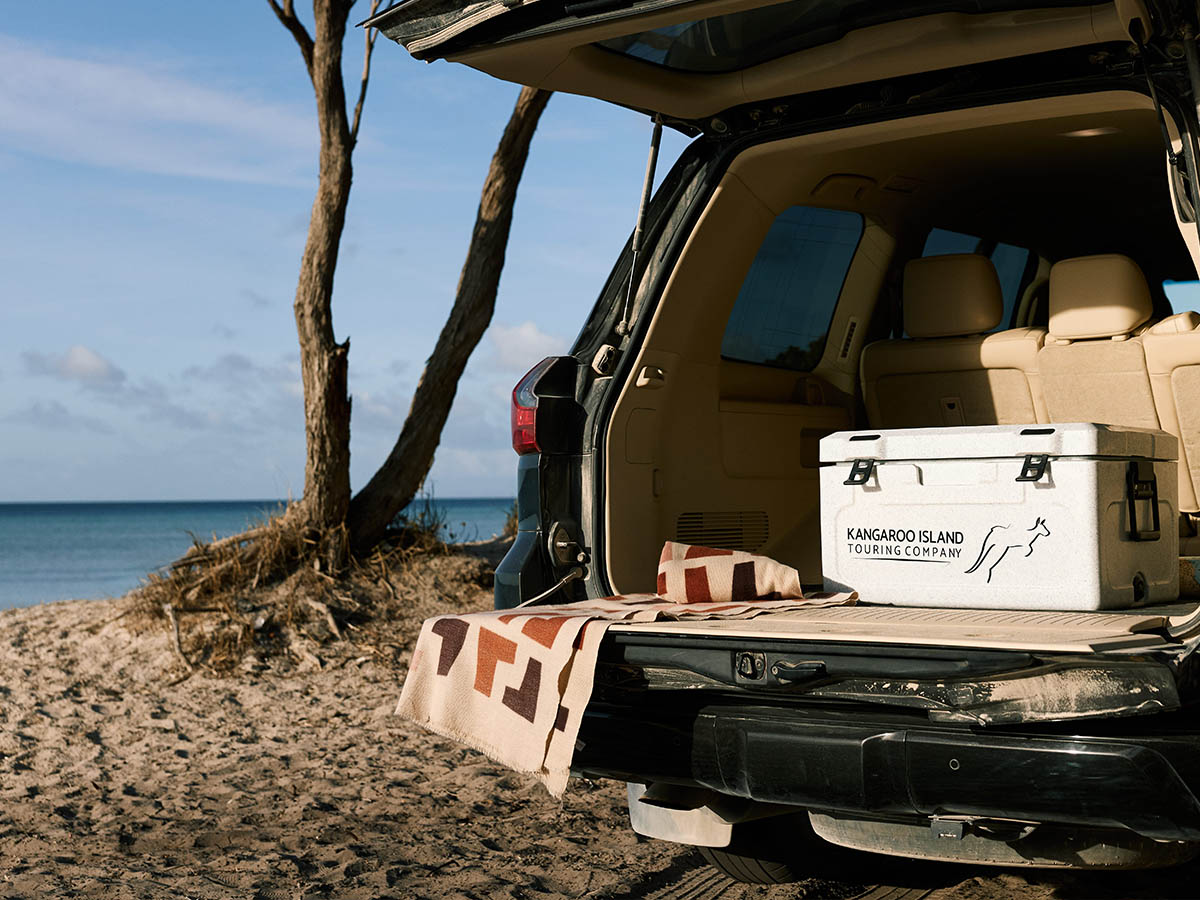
0, 498, 515, 611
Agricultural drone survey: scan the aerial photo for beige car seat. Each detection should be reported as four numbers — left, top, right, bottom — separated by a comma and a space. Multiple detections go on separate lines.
1038, 254, 1160, 432
1144, 311, 1200, 545
861, 253, 1047, 429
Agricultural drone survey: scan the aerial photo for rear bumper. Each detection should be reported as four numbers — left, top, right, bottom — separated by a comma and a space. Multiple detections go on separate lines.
574, 700, 1200, 841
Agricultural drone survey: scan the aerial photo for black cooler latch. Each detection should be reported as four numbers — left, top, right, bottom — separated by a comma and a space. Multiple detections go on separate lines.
844, 458, 876, 485
1126, 460, 1161, 542
1016, 454, 1049, 482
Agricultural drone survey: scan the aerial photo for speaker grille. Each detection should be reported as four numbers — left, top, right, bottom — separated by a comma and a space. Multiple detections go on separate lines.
838, 317, 859, 360
675, 510, 769, 552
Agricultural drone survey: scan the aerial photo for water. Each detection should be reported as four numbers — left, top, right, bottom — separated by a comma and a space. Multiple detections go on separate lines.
0, 497, 515, 610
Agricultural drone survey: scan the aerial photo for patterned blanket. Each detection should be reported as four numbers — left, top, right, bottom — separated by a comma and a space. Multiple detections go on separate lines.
396, 544, 855, 796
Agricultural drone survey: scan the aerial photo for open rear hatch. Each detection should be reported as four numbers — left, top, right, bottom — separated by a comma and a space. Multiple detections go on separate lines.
368, 0, 1154, 123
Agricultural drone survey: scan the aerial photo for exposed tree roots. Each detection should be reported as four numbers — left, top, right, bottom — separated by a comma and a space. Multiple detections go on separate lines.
125, 505, 477, 677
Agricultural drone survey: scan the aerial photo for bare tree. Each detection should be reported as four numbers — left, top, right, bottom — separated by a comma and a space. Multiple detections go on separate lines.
148, 5, 550, 616
267, 0, 379, 560
348, 86, 552, 552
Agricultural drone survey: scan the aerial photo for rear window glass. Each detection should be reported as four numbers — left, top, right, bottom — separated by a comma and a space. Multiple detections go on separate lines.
1165, 280, 1200, 315
594, 0, 1093, 74
920, 227, 1031, 331
721, 206, 863, 371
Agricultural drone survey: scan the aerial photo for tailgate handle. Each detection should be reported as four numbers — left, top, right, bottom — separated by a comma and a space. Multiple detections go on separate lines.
636, 366, 666, 388
771, 660, 826, 683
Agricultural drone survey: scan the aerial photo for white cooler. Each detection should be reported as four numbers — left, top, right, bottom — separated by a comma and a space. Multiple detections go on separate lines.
820, 424, 1179, 610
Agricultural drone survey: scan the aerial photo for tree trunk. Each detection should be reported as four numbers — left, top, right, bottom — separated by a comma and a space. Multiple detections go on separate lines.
347, 86, 553, 552
288, 0, 356, 540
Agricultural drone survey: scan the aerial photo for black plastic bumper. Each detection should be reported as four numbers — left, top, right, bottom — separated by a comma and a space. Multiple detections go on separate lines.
574, 700, 1200, 840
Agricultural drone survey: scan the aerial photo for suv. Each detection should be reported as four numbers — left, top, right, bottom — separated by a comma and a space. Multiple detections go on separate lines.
374, 0, 1200, 881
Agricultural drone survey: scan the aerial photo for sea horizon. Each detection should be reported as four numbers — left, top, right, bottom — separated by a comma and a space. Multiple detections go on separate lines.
0, 497, 515, 610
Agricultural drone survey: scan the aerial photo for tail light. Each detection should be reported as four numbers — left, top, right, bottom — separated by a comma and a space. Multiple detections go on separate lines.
511, 357, 557, 455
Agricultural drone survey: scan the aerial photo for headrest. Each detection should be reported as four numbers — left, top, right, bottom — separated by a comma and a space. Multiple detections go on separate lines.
903, 254, 1003, 338
1048, 254, 1153, 340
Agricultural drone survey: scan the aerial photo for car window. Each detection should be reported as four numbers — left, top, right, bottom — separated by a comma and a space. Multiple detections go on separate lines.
594, 0, 1092, 74
920, 228, 1032, 331
1165, 280, 1200, 315
720, 206, 863, 371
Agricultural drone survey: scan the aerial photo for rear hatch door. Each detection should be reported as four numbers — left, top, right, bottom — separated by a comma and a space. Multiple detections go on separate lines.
368, 0, 1152, 122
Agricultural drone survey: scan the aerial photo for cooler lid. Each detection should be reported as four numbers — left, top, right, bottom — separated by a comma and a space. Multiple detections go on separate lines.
819, 423, 1178, 464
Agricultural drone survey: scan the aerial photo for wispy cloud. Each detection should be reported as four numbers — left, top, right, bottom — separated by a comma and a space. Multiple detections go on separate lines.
353, 389, 411, 433
488, 321, 565, 372
0, 34, 314, 184
3, 400, 115, 434
241, 288, 275, 309
183, 352, 299, 394
23, 345, 216, 429
22, 345, 126, 388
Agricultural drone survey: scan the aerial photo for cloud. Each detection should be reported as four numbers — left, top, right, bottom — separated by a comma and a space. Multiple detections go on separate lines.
212, 323, 236, 339
241, 288, 273, 309
22, 345, 219, 429
353, 389, 411, 433
0, 35, 313, 185
183, 352, 297, 390
182, 352, 304, 431
3, 400, 114, 434
488, 322, 564, 372
23, 345, 126, 388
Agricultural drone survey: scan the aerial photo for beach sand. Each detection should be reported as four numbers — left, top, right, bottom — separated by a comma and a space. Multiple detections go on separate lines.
2, 546, 1199, 899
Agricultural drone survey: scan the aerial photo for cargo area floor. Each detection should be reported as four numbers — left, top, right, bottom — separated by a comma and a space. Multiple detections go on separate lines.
609, 603, 1200, 652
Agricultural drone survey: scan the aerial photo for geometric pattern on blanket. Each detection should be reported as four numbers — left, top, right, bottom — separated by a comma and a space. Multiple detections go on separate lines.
397, 577, 855, 796
656, 541, 805, 604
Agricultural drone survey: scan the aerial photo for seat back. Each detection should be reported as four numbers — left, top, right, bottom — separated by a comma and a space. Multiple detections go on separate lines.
861, 254, 1046, 429
1038, 254, 1159, 430
1144, 311, 1200, 513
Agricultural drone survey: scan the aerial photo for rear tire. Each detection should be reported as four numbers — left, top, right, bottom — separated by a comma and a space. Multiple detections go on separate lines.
698, 845, 800, 884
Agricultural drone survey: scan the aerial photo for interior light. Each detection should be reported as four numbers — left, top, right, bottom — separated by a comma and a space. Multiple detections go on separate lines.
1060, 127, 1119, 138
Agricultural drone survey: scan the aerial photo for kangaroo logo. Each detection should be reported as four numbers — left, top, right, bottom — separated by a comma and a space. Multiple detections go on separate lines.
965, 517, 1051, 583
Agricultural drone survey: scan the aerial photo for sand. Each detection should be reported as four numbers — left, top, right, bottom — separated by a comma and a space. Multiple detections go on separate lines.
2, 546, 1200, 899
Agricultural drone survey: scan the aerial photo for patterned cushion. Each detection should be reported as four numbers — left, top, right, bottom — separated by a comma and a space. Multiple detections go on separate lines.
656, 541, 805, 603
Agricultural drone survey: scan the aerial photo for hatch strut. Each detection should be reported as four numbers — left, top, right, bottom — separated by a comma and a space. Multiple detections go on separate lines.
1133, 21, 1200, 248
616, 118, 664, 337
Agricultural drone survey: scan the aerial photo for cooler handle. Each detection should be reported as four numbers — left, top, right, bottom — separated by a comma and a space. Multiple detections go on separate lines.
1126, 460, 1161, 542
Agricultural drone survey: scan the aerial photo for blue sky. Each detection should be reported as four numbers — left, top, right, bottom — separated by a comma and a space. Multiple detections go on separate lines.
8, 5, 1200, 504
0, 2, 689, 501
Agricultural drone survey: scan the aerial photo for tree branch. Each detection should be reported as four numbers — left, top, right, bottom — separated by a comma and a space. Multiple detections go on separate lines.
350, 0, 382, 146
267, 0, 316, 75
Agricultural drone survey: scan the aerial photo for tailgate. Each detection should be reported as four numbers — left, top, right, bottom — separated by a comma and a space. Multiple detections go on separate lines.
597, 604, 1200, 725
609, 604, 1185, 652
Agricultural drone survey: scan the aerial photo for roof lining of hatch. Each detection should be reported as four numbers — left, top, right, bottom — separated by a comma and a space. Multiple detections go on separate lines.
366, 0, 1153, 124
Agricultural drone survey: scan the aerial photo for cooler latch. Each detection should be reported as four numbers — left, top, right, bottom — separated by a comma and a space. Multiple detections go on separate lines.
844, 458, 876, 485
1015, 454, 1049, 482
1126, 460, 1161, 541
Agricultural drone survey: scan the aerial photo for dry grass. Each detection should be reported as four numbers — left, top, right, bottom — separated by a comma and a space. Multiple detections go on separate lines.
124, 501, 491, 677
